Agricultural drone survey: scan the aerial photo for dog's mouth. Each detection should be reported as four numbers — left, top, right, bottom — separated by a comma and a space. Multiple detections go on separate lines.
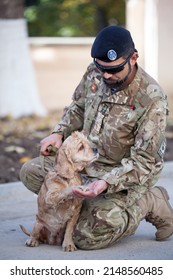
88, 153, 99, 164
74, 152, 99, 165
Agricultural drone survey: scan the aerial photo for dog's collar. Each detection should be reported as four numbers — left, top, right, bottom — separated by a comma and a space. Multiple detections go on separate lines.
53, 168, 75, 181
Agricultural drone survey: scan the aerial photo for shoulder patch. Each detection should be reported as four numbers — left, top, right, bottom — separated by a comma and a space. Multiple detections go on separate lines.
158, 140, 166, 158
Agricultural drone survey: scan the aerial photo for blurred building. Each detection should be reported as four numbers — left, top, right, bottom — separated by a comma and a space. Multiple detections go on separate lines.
29, 0, 173, 118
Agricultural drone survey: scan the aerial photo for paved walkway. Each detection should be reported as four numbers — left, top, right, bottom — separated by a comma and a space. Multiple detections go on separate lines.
0, 161, 173, 260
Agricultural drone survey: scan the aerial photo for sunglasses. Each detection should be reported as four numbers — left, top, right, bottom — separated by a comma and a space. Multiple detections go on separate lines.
94, 53, 132, 74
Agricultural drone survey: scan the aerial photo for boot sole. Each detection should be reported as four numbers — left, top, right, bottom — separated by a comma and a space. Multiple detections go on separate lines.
156, 186, 173, 241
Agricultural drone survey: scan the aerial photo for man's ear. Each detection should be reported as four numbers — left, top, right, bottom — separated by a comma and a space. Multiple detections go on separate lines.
131, 52, 139, 65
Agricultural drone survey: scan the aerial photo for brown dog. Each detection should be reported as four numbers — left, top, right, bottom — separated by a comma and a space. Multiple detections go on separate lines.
20, 131, 98, 251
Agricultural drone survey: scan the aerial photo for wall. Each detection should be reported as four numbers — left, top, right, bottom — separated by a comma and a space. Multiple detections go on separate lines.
30, 41, 92, 111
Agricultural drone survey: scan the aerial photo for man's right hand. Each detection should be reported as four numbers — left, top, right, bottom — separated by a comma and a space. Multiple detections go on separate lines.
40, 133, 63, 156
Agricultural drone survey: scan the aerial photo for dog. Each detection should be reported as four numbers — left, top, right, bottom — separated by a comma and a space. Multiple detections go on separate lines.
20, 131, 98, 251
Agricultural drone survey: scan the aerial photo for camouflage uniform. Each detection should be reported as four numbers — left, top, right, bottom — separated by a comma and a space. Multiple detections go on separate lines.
20, 63, 168, 250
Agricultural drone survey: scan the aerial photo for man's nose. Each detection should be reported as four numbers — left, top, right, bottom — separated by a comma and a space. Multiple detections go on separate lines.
103, 72, 113, 79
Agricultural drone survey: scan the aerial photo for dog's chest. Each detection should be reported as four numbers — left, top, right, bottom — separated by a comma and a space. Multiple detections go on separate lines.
57, 199, 77, 219
43, 197, 81, 228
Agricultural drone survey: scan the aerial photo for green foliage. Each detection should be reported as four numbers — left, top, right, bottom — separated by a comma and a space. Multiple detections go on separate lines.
24, 0, 125, 37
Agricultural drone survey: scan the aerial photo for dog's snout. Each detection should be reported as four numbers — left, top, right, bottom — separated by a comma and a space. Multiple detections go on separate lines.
92, 148, 98, 154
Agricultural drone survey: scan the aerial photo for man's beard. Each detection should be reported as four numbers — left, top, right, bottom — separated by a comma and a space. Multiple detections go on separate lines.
103, 62, 132, 89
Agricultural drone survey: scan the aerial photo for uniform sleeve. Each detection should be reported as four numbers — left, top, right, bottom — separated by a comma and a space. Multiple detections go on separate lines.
52, 66, 90, 139
100, 97, 168, 193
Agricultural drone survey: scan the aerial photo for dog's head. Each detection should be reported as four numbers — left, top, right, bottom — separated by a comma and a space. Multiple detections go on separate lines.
55, 131, 99, 178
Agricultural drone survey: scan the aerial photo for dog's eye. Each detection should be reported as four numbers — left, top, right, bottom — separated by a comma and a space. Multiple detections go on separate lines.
78, 144, 84, 151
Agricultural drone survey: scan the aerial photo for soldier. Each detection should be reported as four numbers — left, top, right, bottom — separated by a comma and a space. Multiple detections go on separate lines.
20, 25, 173, 249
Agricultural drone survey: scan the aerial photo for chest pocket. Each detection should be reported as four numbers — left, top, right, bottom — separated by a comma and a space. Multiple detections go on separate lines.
99, 105, 138, 162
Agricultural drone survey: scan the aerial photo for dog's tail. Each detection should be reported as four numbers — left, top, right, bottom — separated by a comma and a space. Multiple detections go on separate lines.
19, 224, 31, 237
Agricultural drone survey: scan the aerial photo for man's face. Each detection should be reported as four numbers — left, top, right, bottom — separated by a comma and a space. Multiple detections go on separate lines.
95, 53, 137, 88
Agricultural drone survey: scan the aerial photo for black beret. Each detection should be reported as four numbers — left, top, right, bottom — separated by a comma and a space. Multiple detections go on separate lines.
91, 25, 135, 62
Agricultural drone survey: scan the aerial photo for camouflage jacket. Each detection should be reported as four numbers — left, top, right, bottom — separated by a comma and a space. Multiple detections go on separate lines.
53, 63, 169, 203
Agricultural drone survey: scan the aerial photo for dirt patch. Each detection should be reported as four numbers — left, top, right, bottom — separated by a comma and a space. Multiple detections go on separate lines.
0, 111, 62, 183
0, 111, 173, 184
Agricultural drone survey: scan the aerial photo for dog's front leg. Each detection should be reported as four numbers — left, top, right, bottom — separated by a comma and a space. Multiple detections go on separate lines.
46, 187, 73, 206
25, 216, 43, 247
62, 202, 82, 252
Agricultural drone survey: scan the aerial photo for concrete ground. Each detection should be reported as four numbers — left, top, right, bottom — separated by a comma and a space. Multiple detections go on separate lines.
0, 161, 173, 260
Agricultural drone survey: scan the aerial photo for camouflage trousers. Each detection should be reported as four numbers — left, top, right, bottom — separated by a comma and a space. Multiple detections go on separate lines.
20, 154, 143, 250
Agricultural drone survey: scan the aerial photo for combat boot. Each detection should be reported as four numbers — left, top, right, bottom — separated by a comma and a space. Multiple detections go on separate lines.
137, 186, 173, 241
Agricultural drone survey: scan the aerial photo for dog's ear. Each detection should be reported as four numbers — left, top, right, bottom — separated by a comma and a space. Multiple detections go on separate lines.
64, 147, 72, 162
72, 131, 81, 139
54, 147, 75, 179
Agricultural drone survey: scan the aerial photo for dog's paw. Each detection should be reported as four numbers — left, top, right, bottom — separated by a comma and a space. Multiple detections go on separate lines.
75, 185, 90, 192
62, 242, 77, 252
81, 185, 90, 192
25, 238, 39, 247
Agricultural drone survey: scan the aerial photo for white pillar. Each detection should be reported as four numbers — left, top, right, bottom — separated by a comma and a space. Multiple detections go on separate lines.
144, 0, 158, 80
126, 0, 173, 118
126, 0, 159, 79
126, 0, 145, 66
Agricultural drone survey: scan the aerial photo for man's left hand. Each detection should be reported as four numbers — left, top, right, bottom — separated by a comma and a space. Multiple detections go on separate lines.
73, 180, 108, 198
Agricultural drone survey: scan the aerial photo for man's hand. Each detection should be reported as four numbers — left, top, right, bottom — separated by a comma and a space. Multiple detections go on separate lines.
73, 180, 108, 198
40, 133, 63, 156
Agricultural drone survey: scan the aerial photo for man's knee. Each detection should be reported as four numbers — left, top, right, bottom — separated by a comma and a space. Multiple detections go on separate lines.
19, 157, 45, 194
73, 198, 129, 250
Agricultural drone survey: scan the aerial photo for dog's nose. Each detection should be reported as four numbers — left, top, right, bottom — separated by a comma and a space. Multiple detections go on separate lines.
92, 148, 98, 154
